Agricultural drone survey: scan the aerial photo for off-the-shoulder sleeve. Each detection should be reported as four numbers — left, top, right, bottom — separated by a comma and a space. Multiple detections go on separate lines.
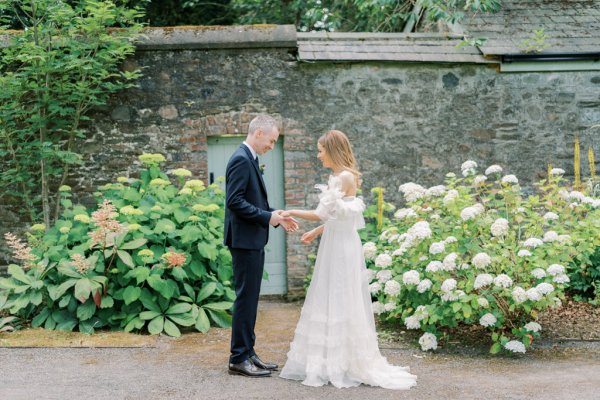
314, 183, 345, 221
336, 197, 366, 229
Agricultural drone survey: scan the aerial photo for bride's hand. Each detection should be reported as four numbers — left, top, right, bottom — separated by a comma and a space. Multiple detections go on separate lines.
300, 229, 318, 244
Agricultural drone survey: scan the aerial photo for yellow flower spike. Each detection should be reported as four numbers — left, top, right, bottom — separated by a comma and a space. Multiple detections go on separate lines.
31, 223, 46, 232
574, 136, 581, 189
547, 161, 552, 181
589, 146, 596, 182
371, 187, 385, 232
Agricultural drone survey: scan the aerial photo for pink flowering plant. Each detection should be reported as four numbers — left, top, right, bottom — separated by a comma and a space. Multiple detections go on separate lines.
0, 154, 233, 337
364, 162, 600, 354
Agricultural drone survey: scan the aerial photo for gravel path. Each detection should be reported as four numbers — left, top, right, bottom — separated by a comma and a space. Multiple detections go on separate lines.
1, 301, 599, 400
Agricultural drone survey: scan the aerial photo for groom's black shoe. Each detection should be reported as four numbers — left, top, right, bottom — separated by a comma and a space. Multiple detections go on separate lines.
249, 354, 278, 370
228, 359, 271, 378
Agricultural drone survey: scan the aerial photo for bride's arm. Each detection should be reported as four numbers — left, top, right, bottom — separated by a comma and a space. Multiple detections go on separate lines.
301, 224, 324, 244
283, 209, 321, 222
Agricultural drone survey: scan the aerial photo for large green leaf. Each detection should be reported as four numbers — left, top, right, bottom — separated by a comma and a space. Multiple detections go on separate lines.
140, 310, 161, 320
163, 318, 182, 337
206, 309, 232, 328
171, 267, 188, 282
74, 278, 93, 302
30, 290, 43, 306
124, 317, 145, 332
124, 266, 150, 285
179, 225, 202, 244
167, 313, 196, 327
58, 265, 83, 278
195, 307, 210, 333
48, 279, 77, 301
197, 242, 218, 261
77, 300, 96, 321
196, 282, 217, 303
147, 275, 174, 299
166, 302, 192, 315
148, 316, 165, 335
123, 286, 142, 305
31, 308, 51, 328
121, 238, 148, 250
173, 207, 192, 224
154, 219, 176, 234
203, 301, 233, 311
117, 250, 135, 268
189, 259, 206, 278
100, 296, 114, 309
8, 264, 32, 285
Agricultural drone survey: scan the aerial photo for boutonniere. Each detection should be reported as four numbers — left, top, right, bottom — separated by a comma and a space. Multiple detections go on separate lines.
259, 164, 266, 174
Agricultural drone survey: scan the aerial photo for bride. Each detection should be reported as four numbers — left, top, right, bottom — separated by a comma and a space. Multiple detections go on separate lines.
279, 130, 417, 389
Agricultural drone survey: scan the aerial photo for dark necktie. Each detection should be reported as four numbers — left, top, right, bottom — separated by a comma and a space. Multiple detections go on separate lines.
254, 156, 259, 167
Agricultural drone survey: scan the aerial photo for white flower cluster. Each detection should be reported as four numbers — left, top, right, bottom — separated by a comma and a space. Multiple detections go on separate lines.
501, 175, 519, 185
369, 282, 382, 294
425, 261, 443, 273
531, 268, 546, 279
417, 279, 433, 293
363, 242, 378, 260
429, 241, 445, 254
512, 287, 527, 303
444, 236, 458, 244
547, 264, 569, 284
518, 249, 532, 257
461, 160, 478, 176
460, 203, 484, 221
474, 273, 493, 289
399, 182, 427, 203
394, 208, 417, 220
405, 305, 429, 330
485, 165, 503, 175
442, 253, 458, 271
375, 253, 393, 268
472, 252, 492, 269
543, 212, 559, 221
523, 238, 543, 248
384, 302, 396, 312
526, 288, 542, 301
376, 269, 392, 283
402, 270, 420, 285
443, 189, 459, 205
372, 301, 384, 315
549, 168, 565, 176
491, 218, 509, 237
479, 313, 497, 327
504, 340, 526, 353
426, 185, 446, 197
536, 283, 554, 295
477, 297, 489, 308
473, 175, 487, 186
542, 231, 559, 242
493, 274, 513, 288
524, 322, 542, 332
441, 278, 457, 292
419, 332, 438, 351
384, 280, 401, 296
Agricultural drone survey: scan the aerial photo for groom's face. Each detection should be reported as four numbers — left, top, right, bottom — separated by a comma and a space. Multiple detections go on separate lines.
255, 127, 279, 155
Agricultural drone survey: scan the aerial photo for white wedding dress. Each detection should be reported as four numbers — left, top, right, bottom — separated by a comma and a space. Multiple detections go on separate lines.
279, 174, 417, 389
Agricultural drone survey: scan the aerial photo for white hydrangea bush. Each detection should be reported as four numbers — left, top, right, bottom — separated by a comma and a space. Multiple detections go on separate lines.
365, 161, 600, 355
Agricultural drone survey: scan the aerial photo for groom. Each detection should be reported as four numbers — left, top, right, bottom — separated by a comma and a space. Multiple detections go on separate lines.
224, 114, 298, 378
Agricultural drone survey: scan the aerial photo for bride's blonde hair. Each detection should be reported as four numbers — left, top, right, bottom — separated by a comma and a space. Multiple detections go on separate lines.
318, 130, 361, 187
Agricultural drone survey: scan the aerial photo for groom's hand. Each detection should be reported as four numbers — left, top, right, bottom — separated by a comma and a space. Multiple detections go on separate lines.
271, 210, 298, 232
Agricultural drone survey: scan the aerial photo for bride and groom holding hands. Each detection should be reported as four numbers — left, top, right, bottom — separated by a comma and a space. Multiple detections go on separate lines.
223, 115, 417, 390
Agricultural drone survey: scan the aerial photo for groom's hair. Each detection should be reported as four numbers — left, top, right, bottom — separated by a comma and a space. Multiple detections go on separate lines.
248, 115, 279, 136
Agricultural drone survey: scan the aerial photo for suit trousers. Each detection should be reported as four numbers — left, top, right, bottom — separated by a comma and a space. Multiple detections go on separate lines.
229, 247, 265, 364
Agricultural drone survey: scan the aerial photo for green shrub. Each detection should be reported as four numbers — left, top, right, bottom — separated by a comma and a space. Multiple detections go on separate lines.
364, 162, 600, 354
0, 154, 233, 336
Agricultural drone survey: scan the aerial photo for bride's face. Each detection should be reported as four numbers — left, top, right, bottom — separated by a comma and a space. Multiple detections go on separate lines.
317, 142, 332, 169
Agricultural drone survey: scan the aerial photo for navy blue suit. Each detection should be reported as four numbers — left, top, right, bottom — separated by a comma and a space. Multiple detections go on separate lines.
224, 144, 274, 364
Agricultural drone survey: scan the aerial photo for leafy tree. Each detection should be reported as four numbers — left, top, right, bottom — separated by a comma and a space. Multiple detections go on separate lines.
0, 0, 144, 226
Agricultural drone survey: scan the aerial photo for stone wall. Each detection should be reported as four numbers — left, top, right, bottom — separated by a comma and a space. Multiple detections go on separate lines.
2, 27, 599, 293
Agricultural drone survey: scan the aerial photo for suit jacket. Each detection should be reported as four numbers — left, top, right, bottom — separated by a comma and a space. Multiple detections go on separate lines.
224, 144, 274, 250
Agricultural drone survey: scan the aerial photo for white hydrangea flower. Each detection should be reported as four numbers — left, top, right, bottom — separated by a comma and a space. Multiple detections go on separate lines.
524, 322, 542, 333
399, 182, 427, 203
372, 301, 384, 315
501, 175, 519, 184
485, 165, 503, 175
459, 263, 471, 270
441, 290, 464, 302
536, 282, 554, 295
477, 297, 489, 308
444, 236, 458, 244
547, 264, 565, 276
569, 202, 579, 209
384, 280, 401, 296
512, 287, 528, 303
493, 274, 513, 288
531, 268, 546, 279
426, 185, 446, 197
553, 297, 563, 308
472, 252, 492, 269
384, 302, 396, 312
404, 315, 421, 330
392, 247, 406, 257
567, 191, 585, 202
417, 279, 432, 293
425, 261, 443, 273
402, 270, 420, 285
408, 221, 432, 241
461, 160, 478, 176
394, 208, 417, 220
550, 168, 565, 176
363, 242, 378, 260
419, 256, 428, 261
473, 175, 488, 186
375, 253, 393, 268
523, 238, 543, 248
553, 274, 570, 284
419, 332, 438, 351
474, 274, 494, 289
460, 204, 485, 221
479, 313, 497, 327
504, 340, 526, 353
365, 269, 376, 283
443, 189, 459, 205
369, 282, 382, 294
526, 288, 542, 301
543, 212, 559, 221
429, 241, 445, 255
557, 234, 572, 244
441, 278, 457, 293
387, 233, 400, 243
543, 231, 559, 242
491, 218, 509, 237
415, 305, 429, 320
518, 249, 532, 257
376, 269, 392, 283
517, 207, 525, 213
442, 252, 458, 271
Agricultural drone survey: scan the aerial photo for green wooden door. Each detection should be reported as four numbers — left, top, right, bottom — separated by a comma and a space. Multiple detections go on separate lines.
207, 136, 287, 295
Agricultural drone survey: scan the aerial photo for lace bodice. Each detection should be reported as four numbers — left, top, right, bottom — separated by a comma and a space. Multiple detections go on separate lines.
314, 174, 365, 229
